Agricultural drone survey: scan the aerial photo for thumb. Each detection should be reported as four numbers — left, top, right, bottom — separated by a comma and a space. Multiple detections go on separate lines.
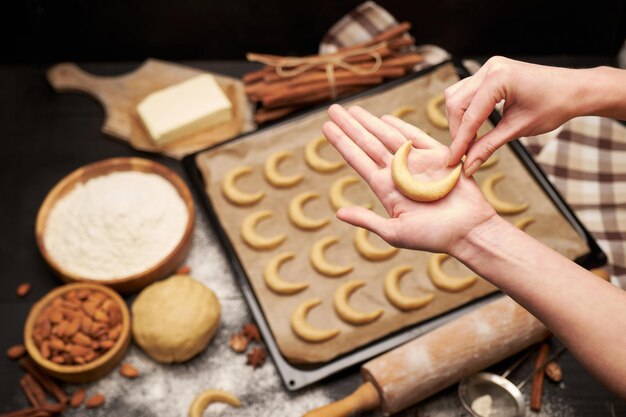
464, 123, 517, 176
336, 207, 397, 245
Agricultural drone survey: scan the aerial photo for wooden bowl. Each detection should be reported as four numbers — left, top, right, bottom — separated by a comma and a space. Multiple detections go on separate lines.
24, 283, 131, 383
35, 157, 195, 294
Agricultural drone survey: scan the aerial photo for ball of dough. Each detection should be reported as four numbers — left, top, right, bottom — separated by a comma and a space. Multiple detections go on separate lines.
132, 274, 220, 363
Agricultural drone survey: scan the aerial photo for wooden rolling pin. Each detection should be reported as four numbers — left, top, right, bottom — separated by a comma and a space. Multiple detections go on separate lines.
304, 269, 609, 416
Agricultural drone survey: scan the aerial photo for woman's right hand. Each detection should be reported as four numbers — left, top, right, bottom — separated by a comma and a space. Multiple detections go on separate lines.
446, 56, 588, 176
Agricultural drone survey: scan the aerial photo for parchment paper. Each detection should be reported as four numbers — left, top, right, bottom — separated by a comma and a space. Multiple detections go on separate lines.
195, 63, 589, 364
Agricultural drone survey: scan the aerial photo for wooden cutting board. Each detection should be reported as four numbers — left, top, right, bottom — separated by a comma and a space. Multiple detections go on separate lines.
47, 59, 256, 159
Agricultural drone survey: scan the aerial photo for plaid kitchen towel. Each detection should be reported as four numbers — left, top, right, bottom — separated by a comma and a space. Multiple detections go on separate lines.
321, 2, 626, 287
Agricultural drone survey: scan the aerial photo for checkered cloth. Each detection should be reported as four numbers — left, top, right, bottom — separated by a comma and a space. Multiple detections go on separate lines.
321, 1, 626, 287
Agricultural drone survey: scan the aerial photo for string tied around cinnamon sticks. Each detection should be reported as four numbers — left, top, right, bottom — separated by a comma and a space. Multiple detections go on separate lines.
247, 41, 387, 99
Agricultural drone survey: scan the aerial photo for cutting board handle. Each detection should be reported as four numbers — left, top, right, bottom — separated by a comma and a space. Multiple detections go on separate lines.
47, 62, 106, 98
302, 382, 380, 417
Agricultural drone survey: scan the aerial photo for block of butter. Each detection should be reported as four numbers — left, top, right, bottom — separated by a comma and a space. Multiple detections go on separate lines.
137, 74, 233, 146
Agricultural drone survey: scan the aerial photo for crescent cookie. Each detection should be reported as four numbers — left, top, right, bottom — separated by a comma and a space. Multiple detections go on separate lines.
288, 191, 330, 230
353, 227, 398, 261
309, 236, 353, 277
263, 252, 308, 295
305, 136, 345, 173
427, 253, 478, 292
221, 166, 265, 206
384, 265, 435, 311
263, 150, 303, 188
391, 141, 462, 202
188, 389, 240, 417
426, 93, 448, 129
291, 298, 340, 343
481, 173, 529, 214
391, 105, 417, 119
241, 210, 286, 250
329, 175, 373, 210
514, 215, 535, 231
333, 279, 384, 325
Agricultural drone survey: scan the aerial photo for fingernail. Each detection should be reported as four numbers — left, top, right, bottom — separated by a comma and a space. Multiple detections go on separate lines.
464, 160, 482, 177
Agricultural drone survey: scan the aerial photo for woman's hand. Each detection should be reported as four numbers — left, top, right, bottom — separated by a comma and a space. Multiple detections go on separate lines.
323, 104, 496, 256
446, 56, 587, 176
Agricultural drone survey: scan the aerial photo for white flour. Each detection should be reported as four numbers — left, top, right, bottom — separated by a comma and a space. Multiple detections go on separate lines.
44, 171, 188, 280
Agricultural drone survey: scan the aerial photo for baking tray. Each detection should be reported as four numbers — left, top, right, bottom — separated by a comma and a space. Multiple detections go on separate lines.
183, 60, 606, 390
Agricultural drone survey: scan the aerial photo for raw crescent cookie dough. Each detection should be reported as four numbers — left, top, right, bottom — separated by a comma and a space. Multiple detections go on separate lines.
384, 265, 435, 311
263, 252, 309, 295
288, 191, 330, 230
310, 236, 353, 277
333, 279, 384, 325
392, 141, 462, 202
391, 105, 417, 118
132, 275, 220, 363
263, 150, 304, 187
241, 210, 286, 250
305, 136, 345, 173
353, 227, 398, 261
514, 215, 535, 231
188, 389, 240, 417
221, 165, 265, 206
291, 298, 340, 343
329, 175, 373, 210
426, 93, 448, 129
427, 253, 478, 292
481, 173, 530, 214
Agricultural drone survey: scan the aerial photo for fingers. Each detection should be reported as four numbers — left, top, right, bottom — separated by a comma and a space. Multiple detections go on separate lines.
347, 106, 409, 153
448, 77, 504, 167
464, 121, 519, 176
322, 121, 379, 182
380, 115, 440, 149
328, 104, 392, 167
336, 206, 398, 245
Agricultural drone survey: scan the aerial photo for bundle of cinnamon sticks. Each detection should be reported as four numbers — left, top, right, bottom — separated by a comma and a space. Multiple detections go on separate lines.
243, 22, 423, 124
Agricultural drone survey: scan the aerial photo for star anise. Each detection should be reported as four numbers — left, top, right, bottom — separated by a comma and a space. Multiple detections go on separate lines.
242, 323, 261, 342
229, 333, 249, 353
246, 346, 266, 369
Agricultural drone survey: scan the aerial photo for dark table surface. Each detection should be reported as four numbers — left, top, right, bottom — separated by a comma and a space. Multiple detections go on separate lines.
1, 59, 625, 416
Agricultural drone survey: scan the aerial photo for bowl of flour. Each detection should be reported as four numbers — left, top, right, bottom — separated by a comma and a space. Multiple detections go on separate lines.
36, 157, 195, 294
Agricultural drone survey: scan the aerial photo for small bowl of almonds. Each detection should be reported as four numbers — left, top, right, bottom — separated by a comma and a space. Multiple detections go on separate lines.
24, 282, 131, 383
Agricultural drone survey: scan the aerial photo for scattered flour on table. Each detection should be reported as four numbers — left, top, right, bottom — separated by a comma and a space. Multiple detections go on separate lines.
44, 171, 188, 280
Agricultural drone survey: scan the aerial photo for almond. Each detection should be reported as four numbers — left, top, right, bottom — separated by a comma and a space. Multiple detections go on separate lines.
94, 309, 109, 323
67, 344, 91, 357
70, 388, 86, 407
81, 315, 94, 335
99, 340, 115, 349
6, 344, 26, 360
73, 332, 93, 347
50, 310, 64, 324
16, 282, 32, 298
40, 341, 51, 359
51, 355, 65, 364
65, 316, 81, 337
85, 351, 99, 362
85, 393, 105, 408
83, 301, 98, 318
119, 363, 140, 378
108, 325, 122, 341
49, 338, 65, 351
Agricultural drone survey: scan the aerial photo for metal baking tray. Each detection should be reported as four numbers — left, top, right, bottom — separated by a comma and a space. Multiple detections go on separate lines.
183, 60, 606, 391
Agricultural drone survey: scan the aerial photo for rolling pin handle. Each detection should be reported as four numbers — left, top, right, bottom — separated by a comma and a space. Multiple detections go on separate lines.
302, 382, 381, 417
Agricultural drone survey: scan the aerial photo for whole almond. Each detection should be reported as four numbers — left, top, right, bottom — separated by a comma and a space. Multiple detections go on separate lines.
81, 315, 94, 335
99, 340, 115, 349
70, 388, 86, 408
94, 309, 109, 323
65, 316, 81, 337
6, 344, 26, 360
108, 325, 122, 341
85, 393, 105, 408
49, 338, 65, 351
16, 283, 31, 298
40, 341, 51, 359
50, 310, 64, 324
51, 355, 65, 364
67, 344, 91, 357
119, 363, 140, 378
73, 332, 93, 347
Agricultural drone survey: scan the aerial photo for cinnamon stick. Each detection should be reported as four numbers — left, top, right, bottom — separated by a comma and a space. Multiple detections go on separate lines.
0, 407, 51, 417
19, 358, 68, 405
262, 76, 382, 108
254, 106, 303, 124
19, 375, 47, 407
530, 342, 550, 411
